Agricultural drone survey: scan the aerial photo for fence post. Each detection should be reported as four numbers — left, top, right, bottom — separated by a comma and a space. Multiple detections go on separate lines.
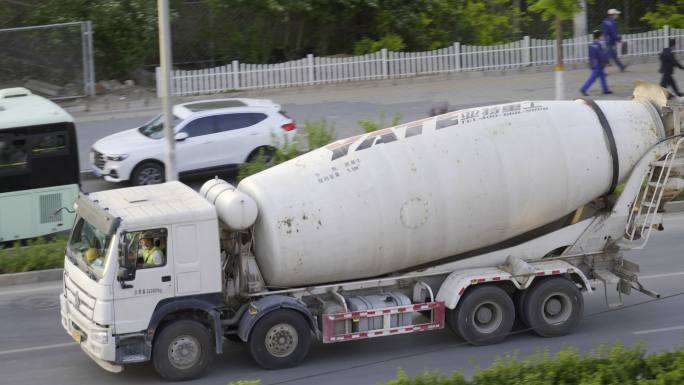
232, 60, 240, 90
307, 53, 315, 85
81, 21, 96, 97
155, 66, 162, 98
664, 25, 670, 48
381, 48, 388, 78
453, 42, 461, 71
522, 36, 530, 66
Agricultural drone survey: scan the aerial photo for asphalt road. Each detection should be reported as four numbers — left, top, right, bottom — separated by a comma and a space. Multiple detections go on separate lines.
1, 212, 683, 385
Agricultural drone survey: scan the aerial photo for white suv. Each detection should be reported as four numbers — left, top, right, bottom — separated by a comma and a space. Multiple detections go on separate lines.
90, 98, 296, 185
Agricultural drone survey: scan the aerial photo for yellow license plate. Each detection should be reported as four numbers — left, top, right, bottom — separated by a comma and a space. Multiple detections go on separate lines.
71, 329, 82, 343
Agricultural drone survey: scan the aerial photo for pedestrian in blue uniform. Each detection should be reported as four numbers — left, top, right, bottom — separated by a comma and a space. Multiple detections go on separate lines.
580, 30, 612, 96
602, 8, 626, 72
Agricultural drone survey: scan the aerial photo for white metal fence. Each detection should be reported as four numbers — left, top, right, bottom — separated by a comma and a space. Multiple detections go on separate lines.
0, 21, 95, 99
158, 26, 684, 97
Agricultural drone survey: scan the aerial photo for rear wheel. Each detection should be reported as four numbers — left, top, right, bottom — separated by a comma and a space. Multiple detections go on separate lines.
131, 161, 164, 186
522, 277, 584, 337
246, 146, 276, 164
247, 309, 311, 369
446, 285, 515, 345
152, 319, 214, 381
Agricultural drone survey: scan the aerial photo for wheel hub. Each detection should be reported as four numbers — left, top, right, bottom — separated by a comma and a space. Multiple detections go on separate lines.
542, 293, 572, 325
137, 167, 162, 185
265, 323, 298, 358
168, 335, 201, 370
471, 301, 503, 334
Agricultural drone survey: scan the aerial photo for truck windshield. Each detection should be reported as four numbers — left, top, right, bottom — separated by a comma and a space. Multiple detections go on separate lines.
138, 114, 181, 139
67, 217, 112, 281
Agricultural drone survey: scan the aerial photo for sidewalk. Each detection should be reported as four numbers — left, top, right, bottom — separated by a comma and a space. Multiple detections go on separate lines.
60, 56, 665, 122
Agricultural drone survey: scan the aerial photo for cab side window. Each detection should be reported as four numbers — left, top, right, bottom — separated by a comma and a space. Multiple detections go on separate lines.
123, 228, 168, 269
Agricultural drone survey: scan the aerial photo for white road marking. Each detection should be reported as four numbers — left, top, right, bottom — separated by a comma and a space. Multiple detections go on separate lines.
0, 284, 62, 297
633, 325, 684, 335
639, 271, 684, 280
0, 342, 75, 356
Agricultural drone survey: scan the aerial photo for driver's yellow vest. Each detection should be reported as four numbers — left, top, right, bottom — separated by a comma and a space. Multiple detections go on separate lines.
142, 247, 162, 264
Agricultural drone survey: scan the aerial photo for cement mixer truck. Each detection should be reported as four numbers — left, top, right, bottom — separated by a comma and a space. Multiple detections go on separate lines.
59, 84, 684, 381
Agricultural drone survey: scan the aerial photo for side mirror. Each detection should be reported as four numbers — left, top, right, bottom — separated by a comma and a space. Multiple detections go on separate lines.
117, 266, 136, 282
175, 132, 189, 142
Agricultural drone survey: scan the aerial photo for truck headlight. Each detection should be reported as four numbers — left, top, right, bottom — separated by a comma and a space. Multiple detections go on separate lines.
106, 154, 128, 161
91, 330, 108, 344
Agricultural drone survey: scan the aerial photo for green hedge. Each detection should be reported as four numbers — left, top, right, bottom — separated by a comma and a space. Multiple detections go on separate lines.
0, 237, 66, 274
384, 343, 684, 385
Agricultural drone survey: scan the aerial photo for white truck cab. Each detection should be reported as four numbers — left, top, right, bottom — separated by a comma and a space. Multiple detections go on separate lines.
60, 182, 223, 375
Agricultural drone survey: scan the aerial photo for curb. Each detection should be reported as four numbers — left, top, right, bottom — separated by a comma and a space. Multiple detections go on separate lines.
0, 268, 63, 287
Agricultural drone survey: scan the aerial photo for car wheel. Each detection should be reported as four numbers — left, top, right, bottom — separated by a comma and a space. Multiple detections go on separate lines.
247, 146, 276, 165
131, 161, 165, 186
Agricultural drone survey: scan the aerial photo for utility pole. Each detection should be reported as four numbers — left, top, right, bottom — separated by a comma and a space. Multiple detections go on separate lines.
158, 0, 177, 181
573, 0, 587, 37
555, 15, 564, 100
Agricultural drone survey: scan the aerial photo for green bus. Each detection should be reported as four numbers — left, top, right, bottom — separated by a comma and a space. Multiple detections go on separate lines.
0, 87, 80, 242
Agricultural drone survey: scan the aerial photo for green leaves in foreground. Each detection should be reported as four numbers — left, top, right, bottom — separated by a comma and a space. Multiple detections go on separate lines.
384, 342, 684, 385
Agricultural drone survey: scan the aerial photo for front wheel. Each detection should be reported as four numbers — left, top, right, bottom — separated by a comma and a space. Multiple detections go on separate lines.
131, 161, 165, 186
247, 309, 311, 369
152, 319, 214, 381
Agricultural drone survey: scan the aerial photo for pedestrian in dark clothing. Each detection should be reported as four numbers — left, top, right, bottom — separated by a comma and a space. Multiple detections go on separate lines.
659, 38, 684, 97
602, 8, 626, 72
581, 30, 612, 96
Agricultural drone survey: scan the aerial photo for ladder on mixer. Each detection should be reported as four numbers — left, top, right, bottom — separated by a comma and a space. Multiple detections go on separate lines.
624, 137, 684, 247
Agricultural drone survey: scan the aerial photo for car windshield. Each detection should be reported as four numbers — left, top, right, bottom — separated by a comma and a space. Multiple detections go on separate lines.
138, 114, 181, 139
67, 217, 112, 281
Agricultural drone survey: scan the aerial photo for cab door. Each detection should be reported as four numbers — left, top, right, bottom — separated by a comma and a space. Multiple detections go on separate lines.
113, 228, 174, 334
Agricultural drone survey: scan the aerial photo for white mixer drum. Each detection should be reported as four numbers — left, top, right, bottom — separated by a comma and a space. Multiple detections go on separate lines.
238, 100, 663, 287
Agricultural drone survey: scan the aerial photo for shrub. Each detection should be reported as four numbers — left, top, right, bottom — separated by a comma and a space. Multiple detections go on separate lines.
357, 112, 402, 133
381, 342, 684, 385
0, 237, 66, 274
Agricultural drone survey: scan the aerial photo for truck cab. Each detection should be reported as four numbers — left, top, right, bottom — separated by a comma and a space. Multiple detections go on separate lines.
60, 182, 223, 376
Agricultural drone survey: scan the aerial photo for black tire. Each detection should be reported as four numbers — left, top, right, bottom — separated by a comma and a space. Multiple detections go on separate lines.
152, 319, 214, 381
522, 277, 584, 337
131, 161, 165, 186
246, 146, 276, 164
446, 285, 515, 346
247, 309, 311, 369
514, 289, 530, 328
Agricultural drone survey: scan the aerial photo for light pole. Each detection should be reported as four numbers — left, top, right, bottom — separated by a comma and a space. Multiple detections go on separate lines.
158, 0, 177, 181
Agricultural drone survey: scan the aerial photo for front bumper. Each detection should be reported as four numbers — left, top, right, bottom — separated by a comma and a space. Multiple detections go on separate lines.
59, 292, 120, 371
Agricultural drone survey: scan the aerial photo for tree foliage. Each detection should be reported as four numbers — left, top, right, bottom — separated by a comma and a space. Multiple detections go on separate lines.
642, 1, 684, 29
528, 0, 582, 21
29, 0, 159, 80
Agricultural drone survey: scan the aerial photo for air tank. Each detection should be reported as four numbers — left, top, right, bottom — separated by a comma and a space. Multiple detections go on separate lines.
237, 99, 665, 287
200, 178, 257, 231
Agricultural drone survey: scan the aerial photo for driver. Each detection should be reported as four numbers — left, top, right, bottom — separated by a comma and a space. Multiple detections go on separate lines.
140, 234, 164, 266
